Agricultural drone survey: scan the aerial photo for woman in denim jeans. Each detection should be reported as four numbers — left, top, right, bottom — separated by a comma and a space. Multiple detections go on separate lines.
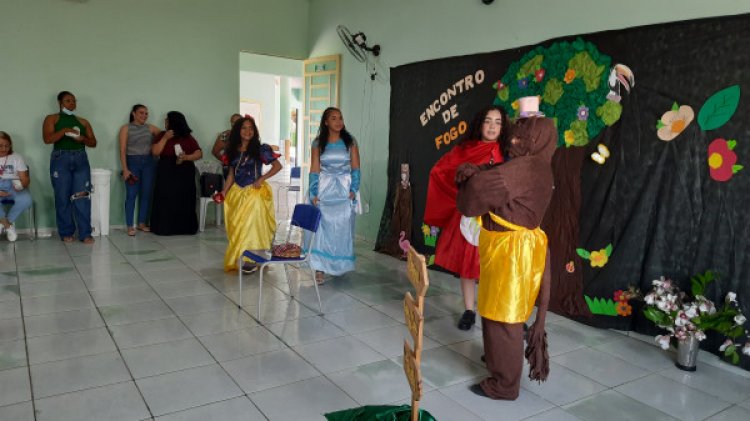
42, 91, 97, 244
118, 104, 161, 236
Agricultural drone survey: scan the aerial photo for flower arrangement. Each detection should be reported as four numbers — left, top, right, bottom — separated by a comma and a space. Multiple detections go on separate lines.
643, 271, 749, 364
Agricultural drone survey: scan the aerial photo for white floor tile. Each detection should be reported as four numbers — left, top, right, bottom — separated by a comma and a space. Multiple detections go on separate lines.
90, 284, 161, 307
552, 347, 651, 387
266, 316, 347, 347
34, 381, 150, 421
355, 324, 441, 358
23, 308, 104, 337
0, 339, 27, 370
0, 401, 34, 421
328, 359, 413, 405
250, 376, 357, 420
99, 300, 175, 326
658, 364, 750, 403
120, 337, 215, 378
18, 277, 87, 298
221, 348, 320, 393
179, 307, 258, 337
293, 335, 386, 373
199, 326, 286, 361
520, 362, 607, 406
407, 347, 486, 388
594, 337, 676, 371
323, 306, 400, 334
21, 291, 94, 316
136, 364, 243, 416
0, 367, 31, 407
154, 396, 266, 421
0, 317, 23, 342
564, 389, 678, 421
27, 327, 116, 364
705, 405, 750, 420
440, 379, 555, 420
109, 317, 194, 349
30, 351, 131, 398
615, 374, 732, 421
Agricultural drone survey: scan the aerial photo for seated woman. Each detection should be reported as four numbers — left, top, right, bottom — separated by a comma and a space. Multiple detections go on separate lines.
220, 116, 282, 272
150, 111, 202, 235
0, 131, 32, 242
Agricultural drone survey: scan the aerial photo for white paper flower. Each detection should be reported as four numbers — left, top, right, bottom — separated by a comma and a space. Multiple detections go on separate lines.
719, 339, 733, 352
735, 314, 747, 325
726, 292, 737, 303
742, 343, 750, 356
656, 335, 671, 350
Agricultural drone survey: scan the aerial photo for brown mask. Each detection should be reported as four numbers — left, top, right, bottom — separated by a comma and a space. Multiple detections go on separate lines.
506, 117, 558, 162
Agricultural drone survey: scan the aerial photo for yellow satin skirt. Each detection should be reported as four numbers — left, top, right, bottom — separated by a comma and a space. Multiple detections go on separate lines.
223, 182, 276, 272
477, 213, 548, 323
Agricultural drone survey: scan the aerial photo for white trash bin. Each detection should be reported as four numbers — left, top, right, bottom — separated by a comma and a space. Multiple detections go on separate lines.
90, 168, 112, 236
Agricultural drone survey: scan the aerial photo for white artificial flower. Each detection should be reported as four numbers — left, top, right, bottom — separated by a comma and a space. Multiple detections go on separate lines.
657, 300, 670, 312
662, 279, 672, 289
652, 278, 664, 287
735, 314, 747, 325
645, 293, 656, 305
656, 335, 671, 350
684, 305, 698, 319
743, 343, 750, 356
675, 311, 688, 327
719, 339, 733, 352
694, 331, 706, 341
726, 292, 737, 303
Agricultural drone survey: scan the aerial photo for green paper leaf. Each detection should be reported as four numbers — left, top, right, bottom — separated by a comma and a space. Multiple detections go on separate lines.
672, 102, 679, 112
732, 352, 740, 365
604, 243, 613, 257
576, 248, 591, 259
498, 86, 509, 102
727, 140, 737, 150
656, 120, 665, 130
732, 165, 743, 174
698, 85, 741, 131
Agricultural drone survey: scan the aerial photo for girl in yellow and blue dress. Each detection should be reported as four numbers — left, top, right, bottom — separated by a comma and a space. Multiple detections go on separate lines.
221, 116, 282, 272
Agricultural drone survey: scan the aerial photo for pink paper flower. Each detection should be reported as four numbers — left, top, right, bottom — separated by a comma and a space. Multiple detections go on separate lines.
708, 138, 739, 182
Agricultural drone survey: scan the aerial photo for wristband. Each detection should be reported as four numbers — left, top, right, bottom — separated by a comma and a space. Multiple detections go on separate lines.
309, 172, 320, 201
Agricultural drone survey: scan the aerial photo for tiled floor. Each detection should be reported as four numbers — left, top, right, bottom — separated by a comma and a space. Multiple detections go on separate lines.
2, 229, 750, 420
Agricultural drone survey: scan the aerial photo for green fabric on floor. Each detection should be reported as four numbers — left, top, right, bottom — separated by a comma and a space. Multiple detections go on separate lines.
325, 405, 437, 421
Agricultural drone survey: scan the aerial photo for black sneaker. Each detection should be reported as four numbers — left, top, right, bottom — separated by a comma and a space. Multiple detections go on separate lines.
457, 310, 476, 330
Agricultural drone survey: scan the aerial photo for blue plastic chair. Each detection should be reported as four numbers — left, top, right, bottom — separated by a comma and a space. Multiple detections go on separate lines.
239, 203, 324, 319
276, 166, 302, 218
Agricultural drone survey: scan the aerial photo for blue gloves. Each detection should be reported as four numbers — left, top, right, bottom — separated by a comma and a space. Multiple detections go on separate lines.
350, 168, 361, 193
309, 172, 319, 201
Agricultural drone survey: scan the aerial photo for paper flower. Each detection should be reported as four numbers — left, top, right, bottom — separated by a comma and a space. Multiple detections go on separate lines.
590, 250, 609, 267
534, 69, 546, 83
656, 103, 694, 141
430, 226, 440, 236
614, 290, 626, 302
565, 261, 575, 273
421, 224, 430, 236
707, 138, 742, 182
616, 300, 632, 316
564, 69, 576, 84
577, 105, 590, 121
576, 243, 613, 268
518, 78, 529, 89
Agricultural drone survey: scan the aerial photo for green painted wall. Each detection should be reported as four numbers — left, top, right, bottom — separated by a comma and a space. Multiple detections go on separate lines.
306, 0, 750, 241
0, 0, 309, 231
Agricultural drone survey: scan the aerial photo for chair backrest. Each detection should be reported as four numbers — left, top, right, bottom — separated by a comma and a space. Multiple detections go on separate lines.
290, 204, 321, 233
290, 166, 301, 179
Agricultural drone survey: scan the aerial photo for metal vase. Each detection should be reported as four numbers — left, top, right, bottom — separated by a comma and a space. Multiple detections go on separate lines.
675, 334, 700, 371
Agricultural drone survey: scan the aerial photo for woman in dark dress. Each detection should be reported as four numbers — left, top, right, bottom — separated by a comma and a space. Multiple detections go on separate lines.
150, 111, 202, 235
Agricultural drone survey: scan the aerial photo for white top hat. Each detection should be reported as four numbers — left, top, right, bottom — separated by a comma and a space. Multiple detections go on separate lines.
518, 96, 544, 118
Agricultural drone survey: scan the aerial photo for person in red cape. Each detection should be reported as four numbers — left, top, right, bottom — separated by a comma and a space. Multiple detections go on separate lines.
424, 105, 509, 330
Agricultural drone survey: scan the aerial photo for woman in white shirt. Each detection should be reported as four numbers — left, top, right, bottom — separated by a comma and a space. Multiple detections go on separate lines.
0, 131, 32, 242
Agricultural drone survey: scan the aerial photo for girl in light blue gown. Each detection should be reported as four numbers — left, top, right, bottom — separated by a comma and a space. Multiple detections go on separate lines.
308, 107, 361, 284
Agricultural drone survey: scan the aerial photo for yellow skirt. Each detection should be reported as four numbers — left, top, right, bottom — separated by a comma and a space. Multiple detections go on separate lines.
223, 182, 276, 272
477, 213, 548, 323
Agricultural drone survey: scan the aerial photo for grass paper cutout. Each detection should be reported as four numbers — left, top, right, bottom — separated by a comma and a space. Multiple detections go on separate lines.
698, 85, 741, 131
584, 295, 618, 316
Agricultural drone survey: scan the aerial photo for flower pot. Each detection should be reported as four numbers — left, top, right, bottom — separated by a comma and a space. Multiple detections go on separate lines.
675, 335, 700, 371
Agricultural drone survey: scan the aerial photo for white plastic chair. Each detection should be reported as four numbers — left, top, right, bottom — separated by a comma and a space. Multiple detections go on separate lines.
198, 197, 222, 231
238, 203, 323, 319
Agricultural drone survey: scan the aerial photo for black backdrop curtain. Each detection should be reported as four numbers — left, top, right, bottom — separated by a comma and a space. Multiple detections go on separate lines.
375, 13, 750, 369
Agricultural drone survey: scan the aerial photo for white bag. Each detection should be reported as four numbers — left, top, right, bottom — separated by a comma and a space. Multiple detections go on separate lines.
460, 215, 481, 247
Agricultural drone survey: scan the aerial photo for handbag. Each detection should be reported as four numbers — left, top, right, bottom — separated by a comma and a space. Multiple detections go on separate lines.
199, 173, 223, 197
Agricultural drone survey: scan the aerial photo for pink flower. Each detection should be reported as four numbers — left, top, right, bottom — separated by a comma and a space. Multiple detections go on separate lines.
656, 335, 671, 350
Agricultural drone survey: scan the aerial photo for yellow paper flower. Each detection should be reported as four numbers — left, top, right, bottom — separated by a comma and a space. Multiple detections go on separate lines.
511, 99, 519, 110
564, 130, 575, 145
589, 249, 609, 267
564, 69, 576, 84
657, 105, 694, 141
421, 224, 430, 236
